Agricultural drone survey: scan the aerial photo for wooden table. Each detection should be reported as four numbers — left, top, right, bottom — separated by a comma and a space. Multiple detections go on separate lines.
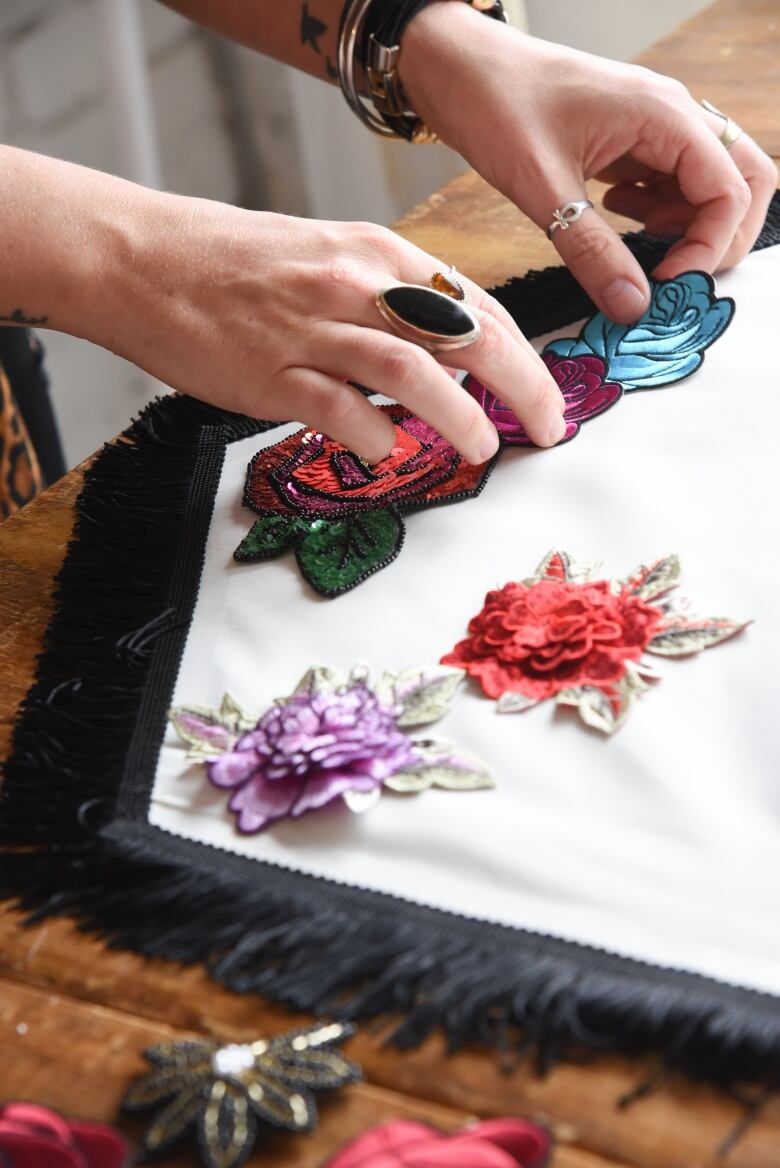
1, 2, 779, 1165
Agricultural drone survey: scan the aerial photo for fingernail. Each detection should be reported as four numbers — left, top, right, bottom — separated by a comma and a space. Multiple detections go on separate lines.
601, 278, 649, 323
546, 413, 567, 446
477, 431, 500, 463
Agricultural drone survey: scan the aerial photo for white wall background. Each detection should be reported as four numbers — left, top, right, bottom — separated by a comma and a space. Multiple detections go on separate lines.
525, 0, 709, 62
0, 0, 709, 468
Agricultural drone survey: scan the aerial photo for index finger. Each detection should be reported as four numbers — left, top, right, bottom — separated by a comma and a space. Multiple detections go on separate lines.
630, 102, 751, 278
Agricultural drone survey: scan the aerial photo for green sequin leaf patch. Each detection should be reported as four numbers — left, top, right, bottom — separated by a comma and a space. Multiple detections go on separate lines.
234, 515, 308, 562
296, 509, 404, 597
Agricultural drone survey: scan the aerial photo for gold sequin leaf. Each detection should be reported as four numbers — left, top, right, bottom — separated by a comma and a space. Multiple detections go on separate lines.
197, 1080, 257, 1168
139, 1081, 205, 1160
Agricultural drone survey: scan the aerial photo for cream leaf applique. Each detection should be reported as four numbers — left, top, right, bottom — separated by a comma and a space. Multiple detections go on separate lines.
168, 693, 256, 761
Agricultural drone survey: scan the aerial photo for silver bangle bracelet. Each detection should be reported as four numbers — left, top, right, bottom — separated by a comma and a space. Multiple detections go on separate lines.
337, 0, 507, 142
337, 0, 400, 138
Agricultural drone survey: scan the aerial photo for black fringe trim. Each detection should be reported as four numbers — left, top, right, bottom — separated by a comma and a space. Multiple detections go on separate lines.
2, 209, 780, 1103
0, 396, 268, 845
492, 189, 780, 337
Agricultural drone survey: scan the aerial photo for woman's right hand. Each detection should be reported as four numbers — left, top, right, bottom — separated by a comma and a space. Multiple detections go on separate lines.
98, 192, 566, 464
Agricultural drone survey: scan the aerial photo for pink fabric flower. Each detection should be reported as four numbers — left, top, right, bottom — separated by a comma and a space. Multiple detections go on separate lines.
465, 352, 622, 445
325, 1118, 550, 1168
0, 1104, 127, 1168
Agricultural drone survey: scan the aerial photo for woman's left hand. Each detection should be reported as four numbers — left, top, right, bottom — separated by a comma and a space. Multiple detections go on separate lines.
399, 2, 778, 324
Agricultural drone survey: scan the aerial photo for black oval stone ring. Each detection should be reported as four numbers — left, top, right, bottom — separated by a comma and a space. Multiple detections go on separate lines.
375, 283, 481, 353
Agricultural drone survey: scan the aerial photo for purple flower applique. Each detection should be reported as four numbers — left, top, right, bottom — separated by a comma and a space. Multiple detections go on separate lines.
465, 352, 622, 447
169, 666, 493, 833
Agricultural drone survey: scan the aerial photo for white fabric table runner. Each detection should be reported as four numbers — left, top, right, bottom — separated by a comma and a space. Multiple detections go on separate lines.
151, 245, 780, 997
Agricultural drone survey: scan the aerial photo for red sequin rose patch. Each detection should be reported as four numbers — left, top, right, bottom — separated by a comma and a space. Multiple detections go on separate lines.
235, 406, 496, 598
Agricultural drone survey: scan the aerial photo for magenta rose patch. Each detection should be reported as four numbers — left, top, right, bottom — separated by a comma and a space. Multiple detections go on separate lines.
465, 270, 735, 448
466, 352, 623, 446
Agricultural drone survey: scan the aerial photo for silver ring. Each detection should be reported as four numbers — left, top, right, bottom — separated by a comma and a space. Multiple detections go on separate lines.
375, 283, 481, 353
546, 199, 594, 240
701, 99, 744, 150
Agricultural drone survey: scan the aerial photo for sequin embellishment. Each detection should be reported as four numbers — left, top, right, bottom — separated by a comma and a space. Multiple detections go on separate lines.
235, 273, 735, 594
122, 1022, 360, 1168
234, 405, 496, 597
442, 550, 749, 734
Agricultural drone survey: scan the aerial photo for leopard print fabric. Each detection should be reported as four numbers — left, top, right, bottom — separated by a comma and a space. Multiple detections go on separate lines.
0, 360, 43, 520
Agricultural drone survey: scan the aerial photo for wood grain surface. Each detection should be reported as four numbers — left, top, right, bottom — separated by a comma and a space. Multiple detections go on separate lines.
1, 2, 779, 1165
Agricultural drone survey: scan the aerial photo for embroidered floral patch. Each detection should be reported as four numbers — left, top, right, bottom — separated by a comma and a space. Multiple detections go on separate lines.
441, 550, 749, 734
169, 665, 493, 833
123, 1022, 360, 1168
465, 352, 622, 446
235, 405, 496, 597
464, 271, 735, 447
543, 271, 734, 389
234, 273, 734, 596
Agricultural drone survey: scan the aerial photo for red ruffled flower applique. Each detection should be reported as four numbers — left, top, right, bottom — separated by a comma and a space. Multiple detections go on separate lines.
442, 550, 749, 733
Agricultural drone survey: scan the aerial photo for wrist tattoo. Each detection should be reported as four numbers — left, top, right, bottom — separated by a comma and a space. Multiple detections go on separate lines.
301, 2, 327, 53
0, 308, 48, 326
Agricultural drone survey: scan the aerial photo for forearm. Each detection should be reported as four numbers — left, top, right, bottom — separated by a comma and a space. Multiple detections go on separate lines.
0, 139, 566, 460
159, 0, 344, 83
0, 144, 160, 351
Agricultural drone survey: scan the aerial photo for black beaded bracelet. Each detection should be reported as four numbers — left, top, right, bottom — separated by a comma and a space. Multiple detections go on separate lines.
366, 0, 503, 65
337, 0, 506, 142
363, 0, 461, 56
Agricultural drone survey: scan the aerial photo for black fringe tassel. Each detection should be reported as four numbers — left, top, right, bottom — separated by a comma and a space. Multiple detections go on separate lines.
2, 208, 780, 1101
492, 190, 780, 333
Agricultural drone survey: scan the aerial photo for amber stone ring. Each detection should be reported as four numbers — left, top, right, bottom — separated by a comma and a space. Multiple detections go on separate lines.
430, 265, 466, 301
375, 283, 481, 353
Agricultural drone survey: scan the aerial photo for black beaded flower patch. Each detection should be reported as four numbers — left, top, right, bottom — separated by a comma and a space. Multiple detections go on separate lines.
122, 1022, 361, 1168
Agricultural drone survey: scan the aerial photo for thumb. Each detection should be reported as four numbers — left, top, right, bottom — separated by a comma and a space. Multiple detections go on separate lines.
527, 181, 651, 324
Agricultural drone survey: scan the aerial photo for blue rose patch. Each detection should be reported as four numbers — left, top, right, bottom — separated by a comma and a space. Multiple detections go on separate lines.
543, 271, 735, 390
